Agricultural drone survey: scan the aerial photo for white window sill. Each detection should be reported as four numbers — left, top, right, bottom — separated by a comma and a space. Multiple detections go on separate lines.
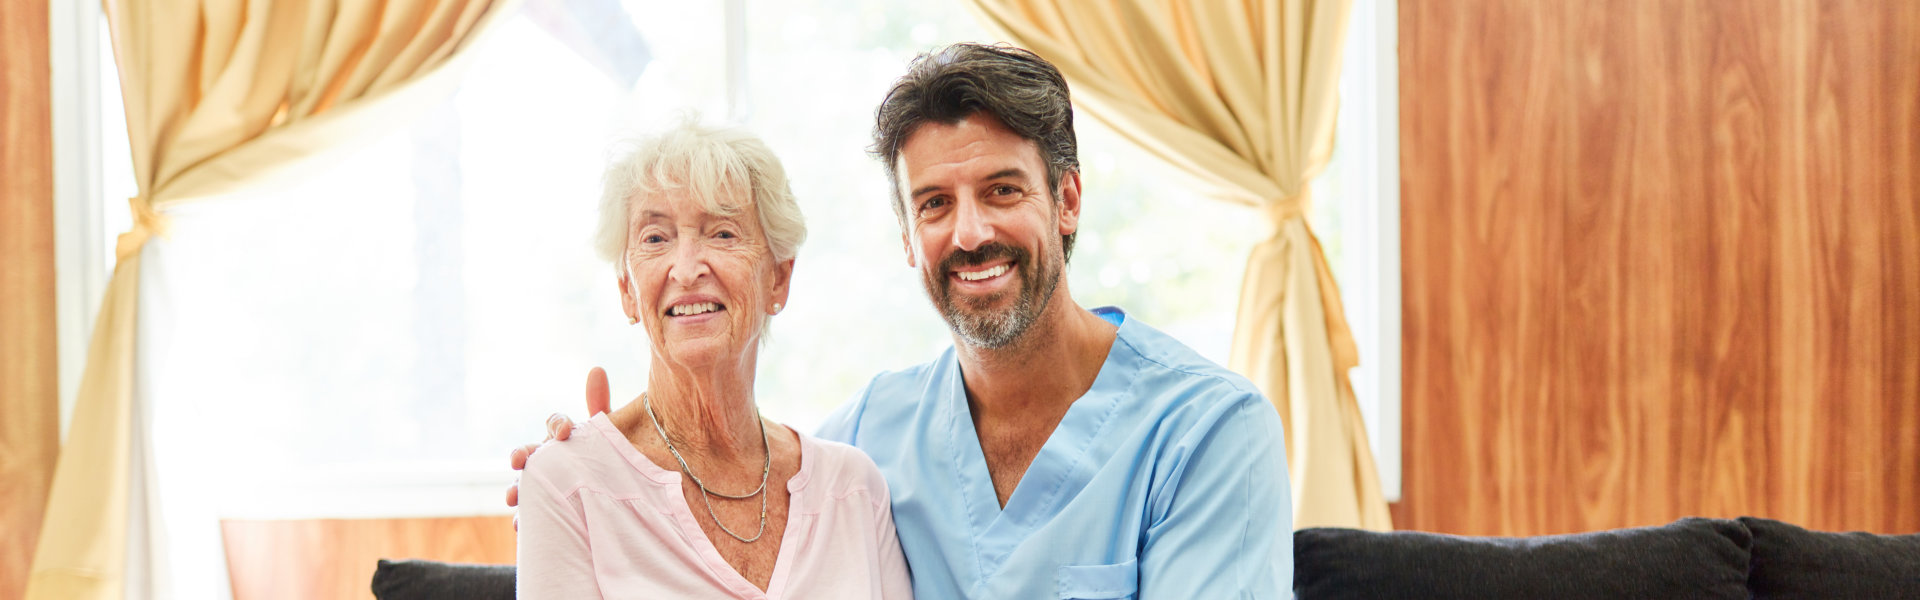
216, 461, 517, 520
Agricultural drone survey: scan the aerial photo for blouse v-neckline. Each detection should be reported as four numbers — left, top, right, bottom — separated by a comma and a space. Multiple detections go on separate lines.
589, 413, 812, 599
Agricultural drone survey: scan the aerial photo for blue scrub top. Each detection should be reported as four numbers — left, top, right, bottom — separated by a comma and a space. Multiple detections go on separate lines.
817, 307, 1293, 599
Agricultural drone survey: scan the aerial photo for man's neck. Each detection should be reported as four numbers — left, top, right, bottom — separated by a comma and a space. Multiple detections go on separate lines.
955, 297, 1119, 424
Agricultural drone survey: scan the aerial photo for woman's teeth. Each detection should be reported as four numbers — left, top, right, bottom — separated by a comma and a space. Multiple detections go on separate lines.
668, 302, 722, 316
957, 264, 1010, 281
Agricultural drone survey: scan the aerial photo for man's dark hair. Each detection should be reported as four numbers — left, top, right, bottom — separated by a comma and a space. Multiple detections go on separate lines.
870, 43, 1079, 261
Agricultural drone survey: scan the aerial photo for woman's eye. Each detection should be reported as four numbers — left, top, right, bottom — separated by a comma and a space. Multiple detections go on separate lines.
643, 234, 667, 244
715, 230, 737, 239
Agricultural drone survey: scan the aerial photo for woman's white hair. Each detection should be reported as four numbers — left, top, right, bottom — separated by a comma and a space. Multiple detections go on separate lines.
595, 116, 807, 336
596, 117, 807, 263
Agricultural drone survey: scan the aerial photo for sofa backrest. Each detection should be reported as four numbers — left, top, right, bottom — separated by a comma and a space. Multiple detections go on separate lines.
1741, 516, 1920, 599
371, 516, 1920, 598
1293, 517, 1753, 600
371, 559, 514, 600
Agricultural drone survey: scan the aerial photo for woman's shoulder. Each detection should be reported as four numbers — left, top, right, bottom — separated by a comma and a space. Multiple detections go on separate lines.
521, 427, 599, 485
523, 415, 661, 493
794, 430, 890, 503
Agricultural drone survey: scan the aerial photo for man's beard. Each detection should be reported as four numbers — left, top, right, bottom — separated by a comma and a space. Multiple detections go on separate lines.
928, 240, 1062, 350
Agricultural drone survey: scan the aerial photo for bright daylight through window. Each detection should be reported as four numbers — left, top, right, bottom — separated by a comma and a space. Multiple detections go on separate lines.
96, 0, 1299, 519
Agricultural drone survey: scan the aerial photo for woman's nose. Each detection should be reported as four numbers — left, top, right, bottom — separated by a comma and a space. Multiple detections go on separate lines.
668, 239, 710, 285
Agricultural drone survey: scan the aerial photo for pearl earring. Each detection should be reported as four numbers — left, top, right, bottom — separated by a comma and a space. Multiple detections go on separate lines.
772, 303, 783, 314
629, 315, 638, 325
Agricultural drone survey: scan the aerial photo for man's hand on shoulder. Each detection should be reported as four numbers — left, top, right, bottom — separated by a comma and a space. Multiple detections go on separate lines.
506, 367, 613, 527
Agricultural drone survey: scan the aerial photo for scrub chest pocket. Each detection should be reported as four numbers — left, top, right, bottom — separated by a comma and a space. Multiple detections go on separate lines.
1055, 559, 1138, 599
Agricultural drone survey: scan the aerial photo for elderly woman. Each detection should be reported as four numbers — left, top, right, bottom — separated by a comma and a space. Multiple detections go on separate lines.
514, 118, 911, 598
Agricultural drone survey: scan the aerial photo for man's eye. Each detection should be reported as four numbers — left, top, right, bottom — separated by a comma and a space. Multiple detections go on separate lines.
992, 185, 1018, 196
922, 196, 948, 211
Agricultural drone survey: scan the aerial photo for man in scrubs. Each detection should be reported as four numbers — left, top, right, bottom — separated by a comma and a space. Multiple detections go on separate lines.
513, 43, 1293, 598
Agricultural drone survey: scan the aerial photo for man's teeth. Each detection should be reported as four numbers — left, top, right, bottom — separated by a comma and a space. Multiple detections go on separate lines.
957, 264, 1010, 282
668, 302, 722, 316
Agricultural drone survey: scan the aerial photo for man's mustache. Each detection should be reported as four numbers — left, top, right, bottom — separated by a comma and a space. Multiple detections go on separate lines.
939, 243, 1027, 274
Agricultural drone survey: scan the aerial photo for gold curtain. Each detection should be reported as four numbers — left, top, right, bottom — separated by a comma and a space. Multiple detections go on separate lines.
26, 1, 513, 598
962, 0, 1391, 530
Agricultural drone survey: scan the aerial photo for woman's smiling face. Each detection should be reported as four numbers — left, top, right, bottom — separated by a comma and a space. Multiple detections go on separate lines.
619, 185, 792, 370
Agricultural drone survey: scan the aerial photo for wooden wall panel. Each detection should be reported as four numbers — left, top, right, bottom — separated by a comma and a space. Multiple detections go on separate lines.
1884, 0, 1920, 531
1770, 0, 1920, 533
1398, 0, 1572, 536
1397, 0, 1920, 536
0, 0, 60, 596
222, 516, 515, 600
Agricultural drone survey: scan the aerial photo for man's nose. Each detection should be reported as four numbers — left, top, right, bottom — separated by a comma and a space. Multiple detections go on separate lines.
951, 197, 992, 252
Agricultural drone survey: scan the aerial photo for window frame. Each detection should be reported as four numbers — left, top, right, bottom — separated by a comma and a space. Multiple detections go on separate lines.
51, 0, 108, 443
1351, 0, 1402, 501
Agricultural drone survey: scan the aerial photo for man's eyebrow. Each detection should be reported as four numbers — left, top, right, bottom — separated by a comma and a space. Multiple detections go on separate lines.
982, 168, 1028, 182
909, 184, 945, 199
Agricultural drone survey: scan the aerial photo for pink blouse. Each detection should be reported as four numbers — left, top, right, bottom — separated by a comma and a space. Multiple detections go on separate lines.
517, 413, 913, 599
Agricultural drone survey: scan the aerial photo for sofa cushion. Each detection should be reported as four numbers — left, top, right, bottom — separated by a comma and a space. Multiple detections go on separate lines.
1293, 517, 1751, 600
1742, 516, 1920, 599
370, 559, 514, 600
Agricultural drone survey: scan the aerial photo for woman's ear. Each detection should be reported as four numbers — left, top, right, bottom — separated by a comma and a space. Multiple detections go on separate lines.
769, 258, 795, 314
618, 269, 639, 324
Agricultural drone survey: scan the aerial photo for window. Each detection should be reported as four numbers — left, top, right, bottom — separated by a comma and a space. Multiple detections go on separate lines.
63, 5, 1397, 591
83, 0, 1268, 524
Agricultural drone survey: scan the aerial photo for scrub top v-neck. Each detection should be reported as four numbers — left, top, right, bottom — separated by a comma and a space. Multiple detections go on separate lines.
818, 307, 1294, 599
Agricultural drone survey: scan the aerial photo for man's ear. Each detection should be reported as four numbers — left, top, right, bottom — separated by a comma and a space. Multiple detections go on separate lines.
1056, 170, 1083, 236
902, 230, 918, 268
617, 268, 639, 323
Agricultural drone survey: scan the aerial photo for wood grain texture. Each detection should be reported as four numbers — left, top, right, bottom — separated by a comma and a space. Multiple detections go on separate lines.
1398, 0, 1572, 536
221, 517, 515, 600
1397, 0, 1920, 536
0, 0, 60, 595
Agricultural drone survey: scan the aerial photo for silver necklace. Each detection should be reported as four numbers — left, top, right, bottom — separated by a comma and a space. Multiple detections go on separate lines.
643, 391, 771, 543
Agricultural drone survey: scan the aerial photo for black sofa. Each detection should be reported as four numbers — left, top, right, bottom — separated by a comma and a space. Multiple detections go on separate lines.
373, 516, 1920, 599
1295, 516, 1920, 599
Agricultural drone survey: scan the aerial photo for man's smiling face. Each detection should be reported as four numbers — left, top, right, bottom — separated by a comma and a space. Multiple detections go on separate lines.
895, 112, 1080, 349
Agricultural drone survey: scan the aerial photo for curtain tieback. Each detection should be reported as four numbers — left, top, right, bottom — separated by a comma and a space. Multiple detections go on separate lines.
1262, 187, 1312, 227
115, 196, 170, 263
